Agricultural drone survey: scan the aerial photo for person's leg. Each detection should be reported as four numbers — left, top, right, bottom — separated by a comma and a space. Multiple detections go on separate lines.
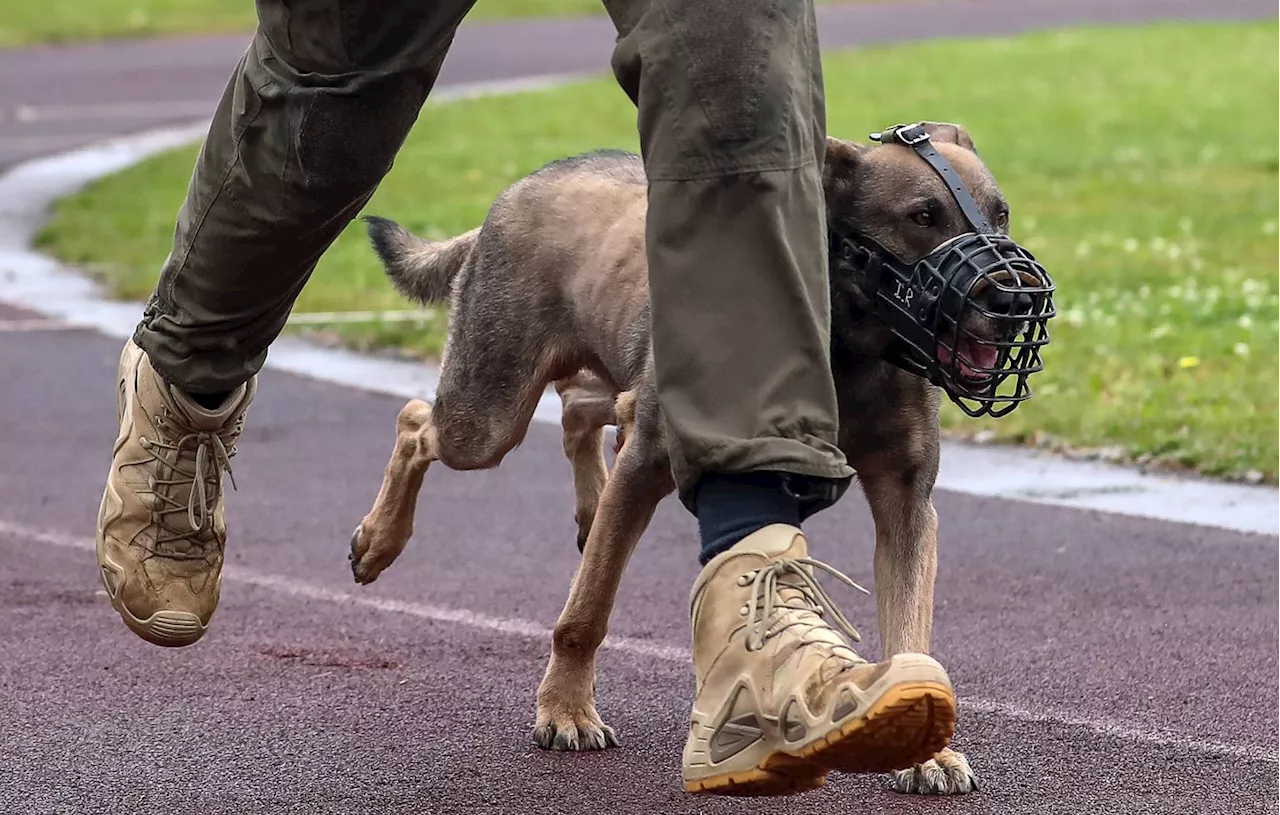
601, 0, 958, 795
96, 0, 476, 648
602, 0, 854, 560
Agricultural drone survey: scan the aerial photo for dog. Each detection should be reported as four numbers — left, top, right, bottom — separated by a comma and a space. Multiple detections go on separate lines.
347, 121, 1053, 796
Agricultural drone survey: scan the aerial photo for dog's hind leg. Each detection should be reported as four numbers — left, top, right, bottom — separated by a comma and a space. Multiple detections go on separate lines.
533, 389, 674, 751
350, 342, 563, 584
859, 466, 978, 795
349, 399, 439, 584
554, 372, 620, 553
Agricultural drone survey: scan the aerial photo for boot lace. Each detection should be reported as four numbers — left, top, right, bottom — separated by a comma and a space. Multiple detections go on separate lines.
139, 413, 239, 559
741, 558, 870, 658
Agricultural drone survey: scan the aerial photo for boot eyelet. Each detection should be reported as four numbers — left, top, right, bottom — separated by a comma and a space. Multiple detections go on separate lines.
736, 575, 750, 587
739, 605, 749, 616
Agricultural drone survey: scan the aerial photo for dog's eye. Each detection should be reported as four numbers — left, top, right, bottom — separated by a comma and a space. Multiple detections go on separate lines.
910, 210, 933, 227
996, 209, 1010, 230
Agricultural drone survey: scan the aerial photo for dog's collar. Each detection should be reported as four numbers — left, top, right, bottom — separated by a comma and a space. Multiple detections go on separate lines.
869, 123, 993, 234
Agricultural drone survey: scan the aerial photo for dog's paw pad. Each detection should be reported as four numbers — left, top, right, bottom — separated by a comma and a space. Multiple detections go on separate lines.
891, 749, 978, 795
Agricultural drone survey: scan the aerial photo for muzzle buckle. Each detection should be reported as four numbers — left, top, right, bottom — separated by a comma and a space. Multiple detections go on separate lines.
870, 122, 930, 146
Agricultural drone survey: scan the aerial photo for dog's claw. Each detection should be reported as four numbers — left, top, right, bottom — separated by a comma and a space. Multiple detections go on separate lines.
891, 749, 978, 795
533, 719, 619, 752
349, 524, 373, 585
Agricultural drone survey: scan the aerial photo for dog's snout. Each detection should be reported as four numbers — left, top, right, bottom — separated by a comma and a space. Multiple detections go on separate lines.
981, 285, 1034, 317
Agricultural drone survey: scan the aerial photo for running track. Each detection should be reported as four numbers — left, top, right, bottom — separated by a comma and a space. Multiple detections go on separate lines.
1, 1, 1276, 813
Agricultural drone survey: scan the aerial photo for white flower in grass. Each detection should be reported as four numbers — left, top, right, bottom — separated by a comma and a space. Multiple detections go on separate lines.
1241, 279, 1267, 297
1234, 343, 1250, 357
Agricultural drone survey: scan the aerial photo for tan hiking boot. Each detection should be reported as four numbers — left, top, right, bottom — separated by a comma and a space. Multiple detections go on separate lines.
682, 524, 956, 796
96, 339, 255, 647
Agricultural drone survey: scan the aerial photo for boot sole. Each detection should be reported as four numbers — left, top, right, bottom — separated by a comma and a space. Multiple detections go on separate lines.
685, 680, 955, 796
117, 606, 207, 647
96, 485, 209, 649
685, 752, 828, 797
796, 679, 956, 773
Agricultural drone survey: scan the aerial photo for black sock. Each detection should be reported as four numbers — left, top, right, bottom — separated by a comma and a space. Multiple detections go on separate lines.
189, 390, 232, 410
694, 472, 802, 565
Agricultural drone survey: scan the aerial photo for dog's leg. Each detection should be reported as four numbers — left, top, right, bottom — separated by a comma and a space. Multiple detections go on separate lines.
533, 391, 674, 751
351, 347, 557, 583
555, 373, 619, 553
349, 398, 437, 584
861, 471, 977, 795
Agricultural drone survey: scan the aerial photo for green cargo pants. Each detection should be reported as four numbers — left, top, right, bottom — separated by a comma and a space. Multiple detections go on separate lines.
133, 0, 855, 507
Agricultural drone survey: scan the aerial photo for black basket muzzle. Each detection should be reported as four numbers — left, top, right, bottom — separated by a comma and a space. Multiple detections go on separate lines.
840, 123, 1057, 418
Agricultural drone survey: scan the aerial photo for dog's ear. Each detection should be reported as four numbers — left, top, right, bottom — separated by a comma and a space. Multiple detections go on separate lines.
823, 137, 864, 202
918, 121, 977, 152
825, 136, 862, 170
823, 136, 863, 203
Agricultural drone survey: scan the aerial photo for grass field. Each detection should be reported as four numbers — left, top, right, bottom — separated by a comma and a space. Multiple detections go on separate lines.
0, 0, 878, 47
37, 21, 1280, 482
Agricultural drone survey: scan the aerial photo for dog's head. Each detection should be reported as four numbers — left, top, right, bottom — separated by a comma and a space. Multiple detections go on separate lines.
823, 122, 1055, 417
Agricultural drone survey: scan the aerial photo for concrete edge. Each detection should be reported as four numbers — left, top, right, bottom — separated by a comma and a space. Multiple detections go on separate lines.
0, 78, 1275, 540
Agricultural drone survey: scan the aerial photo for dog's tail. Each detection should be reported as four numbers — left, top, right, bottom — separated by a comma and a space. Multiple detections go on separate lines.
364, 215, 478, 305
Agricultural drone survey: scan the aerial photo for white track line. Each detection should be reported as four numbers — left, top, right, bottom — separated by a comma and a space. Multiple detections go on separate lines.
12, 101, 237, 123
0, 133, 149, 151
5, 74, 591, 125
4, 517, 1273, 765
0, 318, 87, 332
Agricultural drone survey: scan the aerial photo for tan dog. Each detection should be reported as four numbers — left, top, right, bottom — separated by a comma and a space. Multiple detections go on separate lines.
349, 122, 1027, 795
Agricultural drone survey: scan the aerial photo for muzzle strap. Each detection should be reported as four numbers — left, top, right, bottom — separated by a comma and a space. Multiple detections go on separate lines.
870, 123, 993, 234
835, 121, 1057, 418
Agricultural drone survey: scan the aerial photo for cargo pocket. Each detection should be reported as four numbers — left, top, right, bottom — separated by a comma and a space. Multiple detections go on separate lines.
654, 0, 806, 151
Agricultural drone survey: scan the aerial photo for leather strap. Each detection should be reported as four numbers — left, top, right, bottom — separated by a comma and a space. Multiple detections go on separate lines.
870, 122, 994, 234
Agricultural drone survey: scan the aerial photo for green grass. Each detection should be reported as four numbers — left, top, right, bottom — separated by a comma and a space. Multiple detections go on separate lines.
37, 21, 1280, 482
0, 0, 883, 47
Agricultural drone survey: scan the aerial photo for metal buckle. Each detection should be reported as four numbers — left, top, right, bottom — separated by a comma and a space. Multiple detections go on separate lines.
870, 122, 931, 146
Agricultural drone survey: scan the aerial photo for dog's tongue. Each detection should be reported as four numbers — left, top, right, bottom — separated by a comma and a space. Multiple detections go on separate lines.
940, 337, 999, 380
961, 338, 999, 371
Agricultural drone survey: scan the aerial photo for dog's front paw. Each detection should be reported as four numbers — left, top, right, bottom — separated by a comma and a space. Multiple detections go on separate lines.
890, 748, 978, 794
533, 704, 620, 752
